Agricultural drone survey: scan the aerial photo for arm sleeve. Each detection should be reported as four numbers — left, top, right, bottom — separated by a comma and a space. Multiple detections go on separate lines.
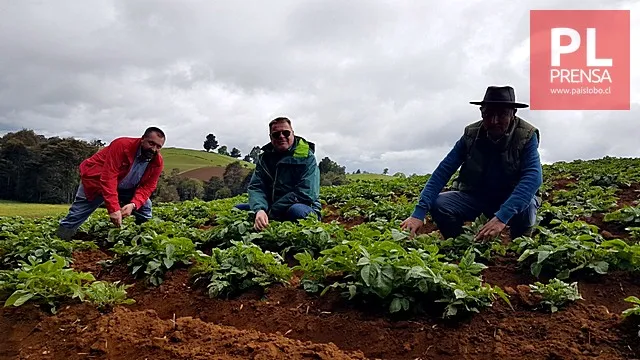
494, 134, 543, 223
99, 142, 125, 214
411, 137, 467, 220
248, 161, 270, 212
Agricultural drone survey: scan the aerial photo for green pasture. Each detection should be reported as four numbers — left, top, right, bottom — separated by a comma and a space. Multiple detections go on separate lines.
0, 200, 69, 218
161, 147, 255, 173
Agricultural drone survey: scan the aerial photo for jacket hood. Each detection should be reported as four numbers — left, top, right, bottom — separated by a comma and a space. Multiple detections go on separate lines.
261, 136, 315, 155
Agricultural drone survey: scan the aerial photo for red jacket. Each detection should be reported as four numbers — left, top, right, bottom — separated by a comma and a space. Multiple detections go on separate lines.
79, 137, 164, 214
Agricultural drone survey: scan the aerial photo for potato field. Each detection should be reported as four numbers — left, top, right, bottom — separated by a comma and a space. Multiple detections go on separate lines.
2, 156, 640, 360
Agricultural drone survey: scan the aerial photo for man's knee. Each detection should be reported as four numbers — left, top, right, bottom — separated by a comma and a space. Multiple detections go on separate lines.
58, 191, 102, 234
430, 191, 482, 239
509, 196, 540, 237
431, 191, 462, 218
286, 203, 317, 220
136, 199, 153, 220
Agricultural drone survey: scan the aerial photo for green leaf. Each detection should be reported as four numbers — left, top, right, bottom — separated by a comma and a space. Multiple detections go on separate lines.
147, 260, 161, 271
537, 250, 551, 264
622, 307, 640, 317
389, 298, 402, 313
375, 264, 394, 297
400, 298, 410, 311
165, 244, 175, 259
444, 305, 458, 317
531, 262, 543, 277
348, 285, 357, 299
5, 291, 34, 307
557, 269, 570, 279
417, 280, 429, 293
518, 249, 534, 262
391, 229, 407, 241
624, 296, 640, 305
360, 265, 372, 286
591, 261, 609, 274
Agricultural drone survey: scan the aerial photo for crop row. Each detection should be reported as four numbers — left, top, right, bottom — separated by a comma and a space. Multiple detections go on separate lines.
1, 156, 640, 319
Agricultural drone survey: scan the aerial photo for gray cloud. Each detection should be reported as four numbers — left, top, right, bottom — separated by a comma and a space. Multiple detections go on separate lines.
0, 0, 638, 175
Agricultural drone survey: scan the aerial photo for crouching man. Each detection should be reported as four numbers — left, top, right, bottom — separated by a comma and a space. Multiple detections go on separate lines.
235, 117, 321, 231
401, 86, 543, 241
56, 127, 166, 239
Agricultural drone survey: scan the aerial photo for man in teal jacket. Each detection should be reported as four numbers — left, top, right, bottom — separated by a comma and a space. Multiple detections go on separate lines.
235, 117, 321, 230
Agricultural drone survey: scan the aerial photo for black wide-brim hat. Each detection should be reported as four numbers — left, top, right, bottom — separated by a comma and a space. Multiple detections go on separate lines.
470, 85, 529, 108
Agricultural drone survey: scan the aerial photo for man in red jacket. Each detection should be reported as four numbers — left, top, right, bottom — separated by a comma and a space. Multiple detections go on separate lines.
56, 127, 166, 240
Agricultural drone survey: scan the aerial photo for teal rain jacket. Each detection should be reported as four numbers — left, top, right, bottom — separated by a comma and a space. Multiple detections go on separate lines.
247, 136, 321, 218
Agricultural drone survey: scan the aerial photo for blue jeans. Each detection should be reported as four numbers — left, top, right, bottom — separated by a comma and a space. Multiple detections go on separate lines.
234, 203, 319, 221
430, 191, 540, 239
58, 183, 152, 233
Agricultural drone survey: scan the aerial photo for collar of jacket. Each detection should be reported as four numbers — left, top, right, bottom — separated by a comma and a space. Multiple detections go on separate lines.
478, 116, 519, 151
260, 136, 315, 164
123, 138, 163, 167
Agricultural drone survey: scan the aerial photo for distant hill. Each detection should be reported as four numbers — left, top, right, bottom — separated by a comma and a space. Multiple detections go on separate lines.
161, 147, 254, 179
162, 147, 394, 182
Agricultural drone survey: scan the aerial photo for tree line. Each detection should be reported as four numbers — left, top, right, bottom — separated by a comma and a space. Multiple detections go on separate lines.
152, 162, 253, 203
203, 132, 349, 185
0, 129, 351, 205
0, 129, 256, 205
151, 155, 350, 203
0, 129, 102, 204
203, 133, 261, 164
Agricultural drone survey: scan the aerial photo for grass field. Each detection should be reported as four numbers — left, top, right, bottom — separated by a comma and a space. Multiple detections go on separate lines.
347, 173, 395, 181
0, 200, 69, 218
1, 173, 392, 218
161, 147, 254, 174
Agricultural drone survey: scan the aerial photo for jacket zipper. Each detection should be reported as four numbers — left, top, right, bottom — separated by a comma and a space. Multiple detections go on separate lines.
272, 167, 278, 204
261, 158, 274, 181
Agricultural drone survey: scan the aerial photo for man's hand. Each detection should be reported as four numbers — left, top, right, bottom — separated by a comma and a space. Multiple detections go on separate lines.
121, 203, 135, 217
254, 210, 269, 231
400, 216, 424, 237
109, 210, 123, 227
475, 216, 506, 241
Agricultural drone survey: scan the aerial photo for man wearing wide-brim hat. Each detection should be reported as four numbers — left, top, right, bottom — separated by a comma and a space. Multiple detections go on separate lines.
401, 86, 542, 241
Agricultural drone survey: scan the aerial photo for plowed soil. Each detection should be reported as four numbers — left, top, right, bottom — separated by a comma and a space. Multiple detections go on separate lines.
5, 253, 640, 360
2, 185, 640, 360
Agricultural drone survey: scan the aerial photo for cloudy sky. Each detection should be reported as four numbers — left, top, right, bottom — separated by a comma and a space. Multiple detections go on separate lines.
1, 0, 638, 175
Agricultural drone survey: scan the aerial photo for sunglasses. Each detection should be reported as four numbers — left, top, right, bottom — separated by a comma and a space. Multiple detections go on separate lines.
270, 130, 291, 138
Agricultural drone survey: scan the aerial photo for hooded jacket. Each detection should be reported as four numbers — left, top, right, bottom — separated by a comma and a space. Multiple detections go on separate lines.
247, 136, 321, 218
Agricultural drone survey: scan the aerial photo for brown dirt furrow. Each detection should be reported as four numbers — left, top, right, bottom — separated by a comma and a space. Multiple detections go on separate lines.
15, 305, 368, 360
